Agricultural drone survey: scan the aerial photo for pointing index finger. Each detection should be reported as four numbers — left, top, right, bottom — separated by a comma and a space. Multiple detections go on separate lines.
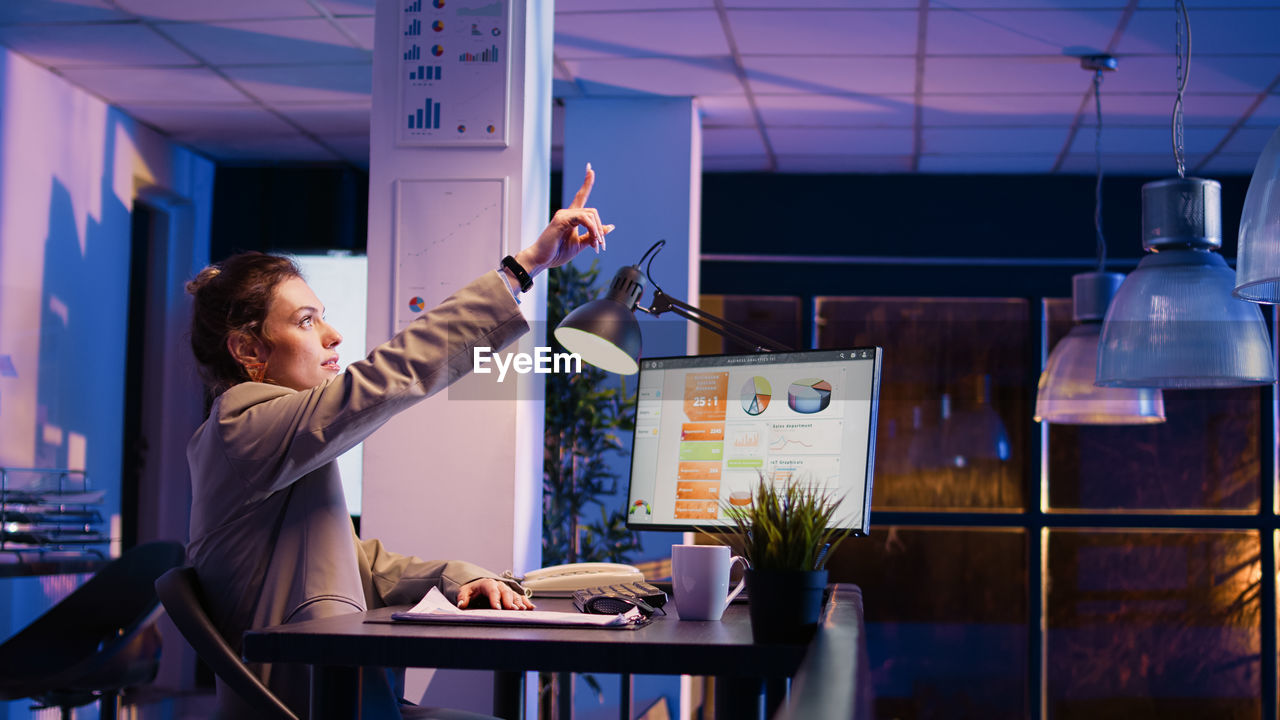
568, 162, 595, 209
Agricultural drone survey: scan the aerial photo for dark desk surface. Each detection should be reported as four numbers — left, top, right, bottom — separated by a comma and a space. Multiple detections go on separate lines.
241, 591, 832, 679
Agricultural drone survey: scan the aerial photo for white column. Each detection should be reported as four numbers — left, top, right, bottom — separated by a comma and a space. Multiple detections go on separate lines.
362, 0, 553, 711
560, 98, 703, 357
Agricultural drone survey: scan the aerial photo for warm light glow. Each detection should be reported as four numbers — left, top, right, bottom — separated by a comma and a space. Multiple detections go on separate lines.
553, 326, 639, 375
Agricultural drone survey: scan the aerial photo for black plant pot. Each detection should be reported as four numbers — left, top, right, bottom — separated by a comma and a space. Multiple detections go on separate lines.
744, 568, 828, 644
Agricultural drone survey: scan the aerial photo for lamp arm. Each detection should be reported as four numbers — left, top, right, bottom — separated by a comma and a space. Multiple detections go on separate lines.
644, 290, 793, 352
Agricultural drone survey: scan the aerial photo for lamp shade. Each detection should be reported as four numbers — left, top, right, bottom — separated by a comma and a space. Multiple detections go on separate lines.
1036, 272, 1166, 424
1095, 249, 1275, 388
1036, 323, 1165, 423
553, 265, 647, 375
1233, 125, 1280, 303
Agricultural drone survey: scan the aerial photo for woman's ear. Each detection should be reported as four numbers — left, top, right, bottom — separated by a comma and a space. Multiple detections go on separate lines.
227, 331, 267, 367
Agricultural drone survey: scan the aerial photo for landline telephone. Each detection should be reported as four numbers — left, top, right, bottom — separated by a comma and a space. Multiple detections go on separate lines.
519, 562, 644, 596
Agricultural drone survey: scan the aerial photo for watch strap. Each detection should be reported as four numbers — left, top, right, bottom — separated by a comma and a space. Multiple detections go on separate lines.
500, 255, 533, 293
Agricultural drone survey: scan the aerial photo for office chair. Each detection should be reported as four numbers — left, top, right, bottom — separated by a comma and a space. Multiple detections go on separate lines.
155, 566, 299, 720
0, 540, 185, 720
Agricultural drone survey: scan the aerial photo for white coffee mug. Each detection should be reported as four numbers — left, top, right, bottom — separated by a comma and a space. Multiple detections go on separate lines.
671, 544, 748, 621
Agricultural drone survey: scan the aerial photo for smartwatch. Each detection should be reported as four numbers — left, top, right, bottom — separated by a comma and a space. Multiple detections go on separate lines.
500, 255, 533, 293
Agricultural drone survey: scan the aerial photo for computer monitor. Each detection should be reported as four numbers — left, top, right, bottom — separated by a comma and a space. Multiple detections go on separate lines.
625, 347, 882, 534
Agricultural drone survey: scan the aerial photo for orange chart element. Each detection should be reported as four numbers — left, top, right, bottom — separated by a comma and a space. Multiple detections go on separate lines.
740, 376, 772, 416
681, 423, 725, 442
684, 372, 728, 422
677, 462, 722, 481
675, 481, 720, 500
674, 500, 719, 520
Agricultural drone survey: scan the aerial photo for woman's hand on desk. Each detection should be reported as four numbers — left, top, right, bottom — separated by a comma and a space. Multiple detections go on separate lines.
458, 578, 536, 610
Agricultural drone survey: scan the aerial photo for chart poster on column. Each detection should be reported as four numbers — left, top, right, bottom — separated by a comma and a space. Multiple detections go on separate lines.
392, 179, 505, 332
398, 0, 510, 147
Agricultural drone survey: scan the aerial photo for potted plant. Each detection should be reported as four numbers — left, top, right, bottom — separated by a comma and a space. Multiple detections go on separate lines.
715, 474, 851, 643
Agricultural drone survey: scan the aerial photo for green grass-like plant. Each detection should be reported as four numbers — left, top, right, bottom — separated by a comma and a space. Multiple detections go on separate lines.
716, 474, 852, 571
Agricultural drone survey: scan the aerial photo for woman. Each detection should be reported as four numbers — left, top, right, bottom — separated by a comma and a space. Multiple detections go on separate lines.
184, 168, 613, 717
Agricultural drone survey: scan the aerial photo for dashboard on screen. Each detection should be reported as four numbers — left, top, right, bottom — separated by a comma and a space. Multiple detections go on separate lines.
625, 348, 882, 534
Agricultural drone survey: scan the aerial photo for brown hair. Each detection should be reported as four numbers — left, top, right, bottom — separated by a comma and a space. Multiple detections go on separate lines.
186, 252, 302, 394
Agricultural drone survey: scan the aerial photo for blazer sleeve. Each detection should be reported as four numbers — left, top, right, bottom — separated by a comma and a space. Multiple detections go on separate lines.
214, 270, 528, 497
356, 535, 525, 607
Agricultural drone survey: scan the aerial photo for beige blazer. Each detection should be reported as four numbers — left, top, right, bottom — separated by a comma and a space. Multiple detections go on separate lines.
186, 270, 528, 716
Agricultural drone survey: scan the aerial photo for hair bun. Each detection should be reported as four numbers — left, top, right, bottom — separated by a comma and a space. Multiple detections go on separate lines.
185, 265, 222, 296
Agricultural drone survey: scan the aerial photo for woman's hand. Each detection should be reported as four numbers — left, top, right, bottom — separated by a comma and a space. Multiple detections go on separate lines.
515, 164, 615, 277
457, 577, 536, 610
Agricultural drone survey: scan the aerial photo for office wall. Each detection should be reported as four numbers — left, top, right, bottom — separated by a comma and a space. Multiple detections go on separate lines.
0, 46, 214, 719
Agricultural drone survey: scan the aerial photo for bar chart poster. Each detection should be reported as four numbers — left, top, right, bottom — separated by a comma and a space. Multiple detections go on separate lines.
398, 0, 510, 147
392, 179, 506, 332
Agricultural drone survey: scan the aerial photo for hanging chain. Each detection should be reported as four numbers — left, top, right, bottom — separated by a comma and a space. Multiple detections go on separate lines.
1093, 69, 1107, 271
1172, 0, 1190, 178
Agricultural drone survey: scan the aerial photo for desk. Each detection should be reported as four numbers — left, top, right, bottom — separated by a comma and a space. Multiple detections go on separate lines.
242, 584, 863, 720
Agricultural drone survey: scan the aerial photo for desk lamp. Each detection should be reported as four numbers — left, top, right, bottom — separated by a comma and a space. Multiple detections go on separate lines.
553, 240, 791, 374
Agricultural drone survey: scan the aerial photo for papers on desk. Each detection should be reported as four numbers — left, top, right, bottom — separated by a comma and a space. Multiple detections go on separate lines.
391, 587, 650, 629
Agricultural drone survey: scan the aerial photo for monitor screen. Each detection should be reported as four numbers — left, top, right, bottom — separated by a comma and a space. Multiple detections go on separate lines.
625, 347, 882, 534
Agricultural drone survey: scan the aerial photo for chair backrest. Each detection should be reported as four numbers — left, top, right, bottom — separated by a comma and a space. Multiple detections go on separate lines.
155, 566, 298, 720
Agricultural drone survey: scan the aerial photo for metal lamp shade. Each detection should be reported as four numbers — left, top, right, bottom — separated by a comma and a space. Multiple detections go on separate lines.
1096, 249, 1275, 388
1234, 125, 1280, 303
553, 298, 643, 375
1035, 323, 1165, 424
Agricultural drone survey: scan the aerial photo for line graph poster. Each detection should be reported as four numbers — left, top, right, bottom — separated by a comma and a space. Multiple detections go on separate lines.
398, 0, 510, 146
393, 178, 505, 332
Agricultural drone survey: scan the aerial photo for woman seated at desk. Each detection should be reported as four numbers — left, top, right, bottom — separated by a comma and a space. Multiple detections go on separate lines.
183, 167, 613, 717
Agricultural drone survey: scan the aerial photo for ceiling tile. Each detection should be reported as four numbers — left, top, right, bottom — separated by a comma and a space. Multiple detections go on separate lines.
939, 0, 1129, 6
315, 0, 376, 15
922, 94, 1081, 126
1066, 125, 1229, 155
186, 133, 342, 163
1118, 8, 1280, 56
0, 23, 196, 67
1218, 126, 1278, 156
332, 16, 374, 49
697, 95, 753, 127
756, 93, 915, 127
768, 127, 914, 155
158, 18, 367, 65
731, 0, 916, 6
1101, 55, 1278, 95
775, 155, 915, 172
918, 154, 1058, 173
557, 0, 713, 10
563, 57, 742, 96
1247, 94, 1280, 126
121, 103, 295, 138
927, 9, 1123, 56
555, 10, 728, 59
222, 64, 372, 103
0, 0, 127, 25
703, 155, 772, 172
925, 127, 1068, 153
702, 127, 767, 156
274, 103, 371, 135
58, 66, 249, 103
114, 0, 319, 22
728, 9, 918, 56
1057, 153, 1183, 175
1198, 153, 1268, 175
925, 56, 1087, 93
744, 56, 916, 95
1138, 0, 1280, 6
1080, 93, 1258, 126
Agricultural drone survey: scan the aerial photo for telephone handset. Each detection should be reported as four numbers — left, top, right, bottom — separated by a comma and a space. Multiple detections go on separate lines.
520, 562, 645, 596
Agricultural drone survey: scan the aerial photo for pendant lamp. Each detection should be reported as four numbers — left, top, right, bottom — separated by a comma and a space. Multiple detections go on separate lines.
1233, 125, 1280, 303
1095, 1, 1275, 389
1035, 56, 1166, 424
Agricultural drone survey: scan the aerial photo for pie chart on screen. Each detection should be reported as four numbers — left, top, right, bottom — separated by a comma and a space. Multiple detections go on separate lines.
740, 376, 771, 416
788, 378, 832, 414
